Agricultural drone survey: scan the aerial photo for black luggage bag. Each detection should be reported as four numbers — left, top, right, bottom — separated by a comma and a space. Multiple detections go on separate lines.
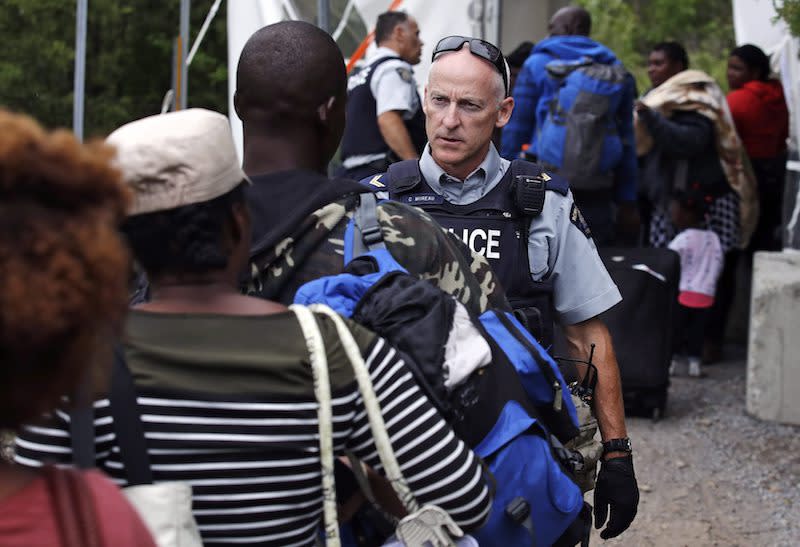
598, 247, 680, 420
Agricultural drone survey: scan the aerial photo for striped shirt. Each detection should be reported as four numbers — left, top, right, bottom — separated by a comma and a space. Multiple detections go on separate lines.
15, 310, 491, 546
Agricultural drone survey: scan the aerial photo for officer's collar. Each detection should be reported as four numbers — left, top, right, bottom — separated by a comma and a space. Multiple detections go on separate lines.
419, 143, 501, 190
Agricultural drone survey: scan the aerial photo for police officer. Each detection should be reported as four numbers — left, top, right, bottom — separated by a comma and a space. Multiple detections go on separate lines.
367, 36, 640, 541
338, 11, 426, 180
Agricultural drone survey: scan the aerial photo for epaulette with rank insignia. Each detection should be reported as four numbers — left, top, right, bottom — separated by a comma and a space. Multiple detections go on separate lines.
540, 169, 569, 196
365, 174, 385, 188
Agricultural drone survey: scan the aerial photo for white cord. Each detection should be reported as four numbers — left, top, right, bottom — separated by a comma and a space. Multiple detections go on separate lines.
331, 0, 357, 42
308, 304, 419, 513
186, 0, 223, 67
290, 305, 340, 547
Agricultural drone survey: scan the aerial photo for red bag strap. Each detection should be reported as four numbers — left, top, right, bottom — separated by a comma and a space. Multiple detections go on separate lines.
43, 465, 102, 547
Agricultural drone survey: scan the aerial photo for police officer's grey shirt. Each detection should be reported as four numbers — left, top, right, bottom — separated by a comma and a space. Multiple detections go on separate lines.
343, 47, 422, 170
419, 144, 622, 325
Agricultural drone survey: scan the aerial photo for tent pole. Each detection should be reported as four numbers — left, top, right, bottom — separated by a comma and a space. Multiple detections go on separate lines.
73, 0, 88, 141
318, 0, 330, 32
179, 0, 190, 109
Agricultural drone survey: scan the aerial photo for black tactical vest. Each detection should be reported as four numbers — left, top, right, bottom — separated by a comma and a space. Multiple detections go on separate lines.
379, 160, 569, 346
340, 56, 427, 162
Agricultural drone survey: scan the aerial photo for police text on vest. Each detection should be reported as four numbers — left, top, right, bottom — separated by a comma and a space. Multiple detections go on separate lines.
448, 228, 501, 259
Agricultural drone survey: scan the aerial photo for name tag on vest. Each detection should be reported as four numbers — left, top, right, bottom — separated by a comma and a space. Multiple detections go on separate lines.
401, 193, 444, 205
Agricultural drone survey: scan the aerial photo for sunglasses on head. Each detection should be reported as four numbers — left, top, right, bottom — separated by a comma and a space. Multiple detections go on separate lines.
432, 35, 510, 97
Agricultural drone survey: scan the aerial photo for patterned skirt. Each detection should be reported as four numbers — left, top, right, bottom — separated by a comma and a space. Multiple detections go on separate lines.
650, 192, 741, 253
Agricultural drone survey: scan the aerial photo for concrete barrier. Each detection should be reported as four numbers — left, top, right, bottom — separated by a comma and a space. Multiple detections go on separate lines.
747, 251, 800, 425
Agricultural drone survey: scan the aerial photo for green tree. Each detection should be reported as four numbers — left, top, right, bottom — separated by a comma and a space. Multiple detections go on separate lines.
0, 0, 228, 137
774, 0, 800, 36
0, 1, 75, 129
578, 0, 736, 92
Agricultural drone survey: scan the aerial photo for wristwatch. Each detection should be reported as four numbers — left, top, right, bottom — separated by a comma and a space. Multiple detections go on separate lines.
602, 437, 632, 455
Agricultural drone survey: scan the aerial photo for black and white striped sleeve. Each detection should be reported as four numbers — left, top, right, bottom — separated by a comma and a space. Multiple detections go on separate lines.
14, 400, 117, 471
346, 336, 492, 531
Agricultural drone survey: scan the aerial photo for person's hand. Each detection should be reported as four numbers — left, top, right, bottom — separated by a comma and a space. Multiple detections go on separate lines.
593, 455, 639, 539
634, 100, 650, 115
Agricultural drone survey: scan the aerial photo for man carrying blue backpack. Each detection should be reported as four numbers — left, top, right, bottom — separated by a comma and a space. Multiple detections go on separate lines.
237, 20, 639, 546
501, 6, 639, 246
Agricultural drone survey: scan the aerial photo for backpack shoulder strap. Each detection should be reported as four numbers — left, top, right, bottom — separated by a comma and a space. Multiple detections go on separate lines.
351, 159, 427, 260
108, 346, 154, 486
351, 192, 387, 259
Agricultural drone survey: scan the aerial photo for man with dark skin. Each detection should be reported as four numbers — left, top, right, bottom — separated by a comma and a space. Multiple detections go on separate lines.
234, 20, 511, 537
548, 5, 591, 36
644, 44, 687, 90
502, 6, 640, 246
236, 25, 344, 177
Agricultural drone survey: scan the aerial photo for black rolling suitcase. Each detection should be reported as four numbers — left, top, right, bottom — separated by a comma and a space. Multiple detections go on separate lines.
598, 247, 680, 420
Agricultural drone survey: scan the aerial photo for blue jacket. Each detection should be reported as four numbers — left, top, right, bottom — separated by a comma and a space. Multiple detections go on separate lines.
501, 35, 637, 202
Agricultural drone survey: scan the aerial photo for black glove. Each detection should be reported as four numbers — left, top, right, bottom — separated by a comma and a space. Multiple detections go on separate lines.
593, 455, 639, 539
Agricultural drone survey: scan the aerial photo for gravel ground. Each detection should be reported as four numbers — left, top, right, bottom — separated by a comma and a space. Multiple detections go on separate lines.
591, 349, 800, 547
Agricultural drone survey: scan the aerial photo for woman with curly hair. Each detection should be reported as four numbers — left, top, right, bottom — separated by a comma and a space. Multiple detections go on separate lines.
0, 110, 155, 545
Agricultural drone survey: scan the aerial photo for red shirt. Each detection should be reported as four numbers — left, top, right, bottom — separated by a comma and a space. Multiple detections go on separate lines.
0, 469, 156, 547
727, 79, 789, 159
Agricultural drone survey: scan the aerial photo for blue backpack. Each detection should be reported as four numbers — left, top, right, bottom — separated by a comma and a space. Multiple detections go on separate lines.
536, 56, 633, 192
295, 193, 586, 546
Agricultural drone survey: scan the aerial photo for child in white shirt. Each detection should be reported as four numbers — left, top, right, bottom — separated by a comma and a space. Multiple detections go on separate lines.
667, 184, 724, 377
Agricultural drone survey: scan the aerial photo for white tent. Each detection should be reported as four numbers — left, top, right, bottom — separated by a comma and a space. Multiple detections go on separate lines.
227, 0, 502, 158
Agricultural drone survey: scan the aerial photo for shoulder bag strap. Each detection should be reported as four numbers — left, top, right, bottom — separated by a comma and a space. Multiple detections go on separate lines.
292, 304, 467, 547
108, 345, 154, 486
69, 370, 96, 469
290, 305, 341, 547
302, 304, 419, 514
44, 466, 102, 547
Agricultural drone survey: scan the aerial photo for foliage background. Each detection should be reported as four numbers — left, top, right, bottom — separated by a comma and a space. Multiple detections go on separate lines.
577, 0, 736, 94
0, 0, 228, 137
774, 0, 800, 37
0, 0, 739, 137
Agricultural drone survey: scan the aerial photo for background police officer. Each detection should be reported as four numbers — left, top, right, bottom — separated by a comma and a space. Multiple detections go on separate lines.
338, 11, 425, 180
370, 37, 640, 540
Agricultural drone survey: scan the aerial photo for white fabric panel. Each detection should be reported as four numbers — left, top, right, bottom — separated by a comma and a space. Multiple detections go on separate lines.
732, 0, 786, 50
442, 301, 492, 391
